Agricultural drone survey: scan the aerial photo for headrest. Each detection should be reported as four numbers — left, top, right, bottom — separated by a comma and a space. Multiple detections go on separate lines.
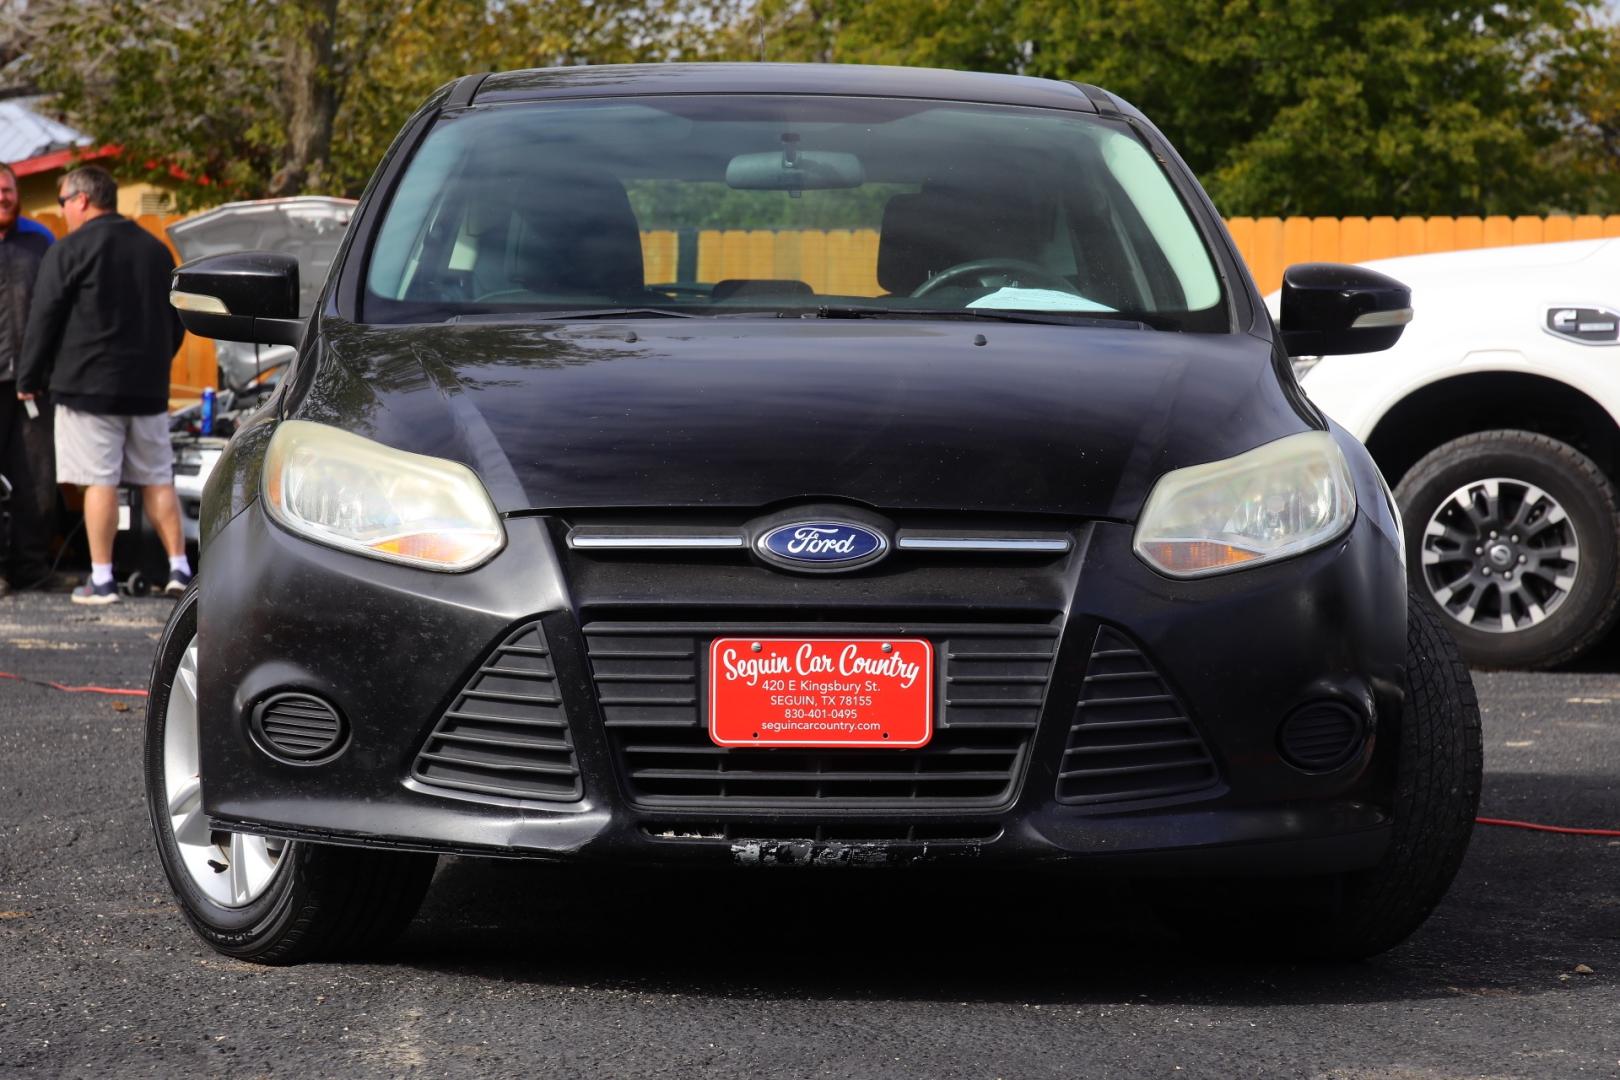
515, 171, 645, 295
877, 187, 1042, 295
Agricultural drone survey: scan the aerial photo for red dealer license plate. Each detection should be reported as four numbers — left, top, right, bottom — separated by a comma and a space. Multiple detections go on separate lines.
708, 638, 934, 748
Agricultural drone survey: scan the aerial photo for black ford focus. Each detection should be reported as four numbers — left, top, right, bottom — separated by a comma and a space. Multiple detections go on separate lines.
148, 63, 1481, 964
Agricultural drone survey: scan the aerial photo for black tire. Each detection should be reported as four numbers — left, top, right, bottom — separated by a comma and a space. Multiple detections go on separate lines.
1285, 593, 1483, 960
144, 586, 437, 965
1394, 430, 1620, 669
124, 570, 148, 597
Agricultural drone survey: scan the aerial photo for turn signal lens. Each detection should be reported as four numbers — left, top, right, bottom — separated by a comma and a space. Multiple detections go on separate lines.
368, 533, 496, 565
263, 420, 504, 571
1137, 540, 1263, 574
1134, 431, 1356, 578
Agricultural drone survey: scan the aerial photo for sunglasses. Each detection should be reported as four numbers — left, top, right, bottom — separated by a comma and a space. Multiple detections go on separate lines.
56, 191, 82, 206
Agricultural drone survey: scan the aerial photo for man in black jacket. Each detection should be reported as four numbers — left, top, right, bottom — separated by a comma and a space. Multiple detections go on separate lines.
16, 166, 190, 604
0, 162, 53, 596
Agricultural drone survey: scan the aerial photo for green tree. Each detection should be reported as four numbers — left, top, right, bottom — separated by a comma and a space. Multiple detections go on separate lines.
727, 0, 1617, 217
3, 0, 721, 207
1557, 18, 1620, 211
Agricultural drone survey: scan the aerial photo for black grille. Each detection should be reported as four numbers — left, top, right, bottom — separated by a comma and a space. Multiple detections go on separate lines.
587, 623, 1057, 809
411, 622, 582, 802
252, 693, 345, 761
1279, 701, 1364, 770
1055, 626, 1220, 805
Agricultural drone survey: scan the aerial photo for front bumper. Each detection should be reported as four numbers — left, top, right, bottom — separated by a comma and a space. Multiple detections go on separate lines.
196, 489, 1407, 876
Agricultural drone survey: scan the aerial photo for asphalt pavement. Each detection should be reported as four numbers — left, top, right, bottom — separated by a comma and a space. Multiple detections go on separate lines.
1, 590, 1616, 1078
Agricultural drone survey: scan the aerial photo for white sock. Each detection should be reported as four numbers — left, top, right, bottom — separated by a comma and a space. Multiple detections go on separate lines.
169, 555, 191, 576
91, 562, 114, 586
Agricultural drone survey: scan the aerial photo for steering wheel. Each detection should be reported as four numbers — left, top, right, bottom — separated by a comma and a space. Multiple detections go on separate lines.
910, 258, 1081, 298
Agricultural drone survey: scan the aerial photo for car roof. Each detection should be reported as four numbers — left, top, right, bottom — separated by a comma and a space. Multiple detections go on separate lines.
472, 62, 1100, 113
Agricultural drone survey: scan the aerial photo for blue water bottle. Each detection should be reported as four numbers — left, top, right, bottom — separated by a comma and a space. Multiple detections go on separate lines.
200, 387, 215, 436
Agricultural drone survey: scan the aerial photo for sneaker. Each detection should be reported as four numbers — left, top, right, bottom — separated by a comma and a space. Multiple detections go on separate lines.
71, 578, 120, 605
164, 569, 193, 597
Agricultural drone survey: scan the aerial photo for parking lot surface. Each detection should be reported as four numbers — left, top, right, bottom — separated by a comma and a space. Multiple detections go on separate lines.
1, 591, 1616, 1078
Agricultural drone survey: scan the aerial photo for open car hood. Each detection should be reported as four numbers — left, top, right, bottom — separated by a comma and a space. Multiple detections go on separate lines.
169, 197, 354, 392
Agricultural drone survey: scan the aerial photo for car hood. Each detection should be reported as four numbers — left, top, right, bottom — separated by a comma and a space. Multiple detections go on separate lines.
300, 319, 1306, 520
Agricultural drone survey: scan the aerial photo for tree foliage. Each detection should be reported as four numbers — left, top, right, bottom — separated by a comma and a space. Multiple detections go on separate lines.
2, 0, 724, 207
4, 0, 1618, 215
730, 0, 1620, 217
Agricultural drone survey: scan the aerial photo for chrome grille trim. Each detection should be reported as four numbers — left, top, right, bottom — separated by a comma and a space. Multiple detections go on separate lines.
567, 526, 1071, 554
569, 533, 745, 550
896, 535, 1071, 553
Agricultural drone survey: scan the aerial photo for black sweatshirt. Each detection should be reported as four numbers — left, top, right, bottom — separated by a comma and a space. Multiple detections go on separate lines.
16, 214, 185, 415
0, 225, 52, 384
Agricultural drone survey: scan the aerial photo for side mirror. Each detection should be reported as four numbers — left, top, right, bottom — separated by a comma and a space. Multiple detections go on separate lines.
1279, 263, 1411, 357
170, 251, 303, 347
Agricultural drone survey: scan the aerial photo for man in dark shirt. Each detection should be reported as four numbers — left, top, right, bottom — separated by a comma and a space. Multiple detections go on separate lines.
16, 166, 189, 604
0, 162, 53, 596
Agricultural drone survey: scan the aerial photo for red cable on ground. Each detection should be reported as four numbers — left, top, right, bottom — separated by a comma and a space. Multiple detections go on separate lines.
1476, 816, 1620, 838
0, 672, 148, 697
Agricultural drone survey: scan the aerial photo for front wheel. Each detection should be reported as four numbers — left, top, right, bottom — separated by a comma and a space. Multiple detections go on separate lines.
1154, 595, 1482, 961
144, 587, 436, 964
1394, 430, 1620, 668
1288, 594, 1483, 960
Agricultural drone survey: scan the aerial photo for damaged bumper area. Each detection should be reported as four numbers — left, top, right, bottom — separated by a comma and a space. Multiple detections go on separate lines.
729, 839, 938, 868
196, 486, 1405, 877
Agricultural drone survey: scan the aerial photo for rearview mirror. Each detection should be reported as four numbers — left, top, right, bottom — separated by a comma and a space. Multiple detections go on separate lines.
170, 251, 303, 347
726, 149, 864, 191
1279, 263, 1411, 357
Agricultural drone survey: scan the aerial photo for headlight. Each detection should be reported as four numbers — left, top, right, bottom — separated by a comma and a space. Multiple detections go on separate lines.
263, 420, 504, 571
1134, 431, 1356, 577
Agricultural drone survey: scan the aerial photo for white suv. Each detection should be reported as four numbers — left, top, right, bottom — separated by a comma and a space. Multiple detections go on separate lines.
1291, 239, 1620, 668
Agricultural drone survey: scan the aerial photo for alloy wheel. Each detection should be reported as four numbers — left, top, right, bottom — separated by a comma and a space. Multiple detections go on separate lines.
1419, 477, 1580, 634
162, 638, 287, 907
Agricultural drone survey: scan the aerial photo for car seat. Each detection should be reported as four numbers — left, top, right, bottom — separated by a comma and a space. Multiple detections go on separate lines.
877, 186, 1046, 296
462, 169, 648, 302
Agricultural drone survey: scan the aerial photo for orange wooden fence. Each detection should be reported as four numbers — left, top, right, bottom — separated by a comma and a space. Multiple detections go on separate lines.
643, 215, 1620, 300
1226, 215, 1620, 295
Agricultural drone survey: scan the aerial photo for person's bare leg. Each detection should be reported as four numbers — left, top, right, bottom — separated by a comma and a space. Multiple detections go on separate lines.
82, 484, 119, 565
142, 483, 185, 558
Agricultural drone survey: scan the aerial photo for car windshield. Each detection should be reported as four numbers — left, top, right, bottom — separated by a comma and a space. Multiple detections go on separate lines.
364, 95, 1227, 330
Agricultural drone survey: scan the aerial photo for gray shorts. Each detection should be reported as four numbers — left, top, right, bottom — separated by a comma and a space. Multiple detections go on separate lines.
55, 405, 173, 487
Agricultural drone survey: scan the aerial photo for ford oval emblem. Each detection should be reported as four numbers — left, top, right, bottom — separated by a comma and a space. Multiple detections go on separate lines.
757, 522, 888, 570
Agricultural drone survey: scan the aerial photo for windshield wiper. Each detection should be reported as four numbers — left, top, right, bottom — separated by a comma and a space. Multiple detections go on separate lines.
808, 305, 1150, 329
453, 307, 702, 324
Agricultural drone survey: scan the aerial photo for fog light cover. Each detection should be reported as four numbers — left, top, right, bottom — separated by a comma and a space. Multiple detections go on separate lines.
251, 692, 347, 763
1278, 700, 1365, 771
